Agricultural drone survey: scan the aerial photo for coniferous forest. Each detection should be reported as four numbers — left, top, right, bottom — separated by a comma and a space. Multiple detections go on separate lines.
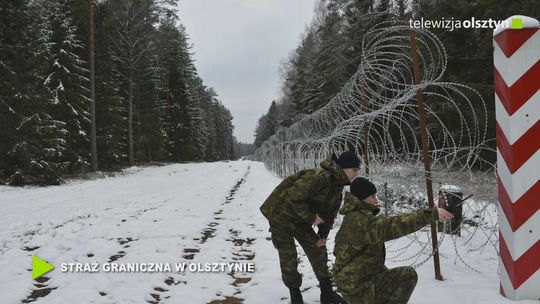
254, 0, 540, 164
0, 0, 235, 185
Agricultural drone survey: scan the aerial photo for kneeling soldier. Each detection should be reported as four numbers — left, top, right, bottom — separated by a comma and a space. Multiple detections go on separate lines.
333, 177, 453, 304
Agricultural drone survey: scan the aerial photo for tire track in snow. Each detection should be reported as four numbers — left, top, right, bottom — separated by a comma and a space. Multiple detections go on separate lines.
208, 172, 258, 304
104, 203, 165, 264
208, 227, 256, 304
147, 166, 251, 304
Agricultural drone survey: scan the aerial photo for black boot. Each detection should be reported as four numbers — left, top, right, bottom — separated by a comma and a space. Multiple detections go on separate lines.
320, 279, 347, 304
289, 287, 304, 304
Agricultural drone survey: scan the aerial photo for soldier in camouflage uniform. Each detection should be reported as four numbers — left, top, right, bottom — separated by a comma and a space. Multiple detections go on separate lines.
333, 177, 453, 304
260, 152, 361, 304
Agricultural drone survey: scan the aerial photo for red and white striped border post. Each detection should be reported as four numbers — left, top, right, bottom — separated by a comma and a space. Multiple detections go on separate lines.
494, 15, 540, 300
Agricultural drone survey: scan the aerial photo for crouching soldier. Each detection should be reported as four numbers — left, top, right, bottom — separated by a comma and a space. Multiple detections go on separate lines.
333, 177, 453, 304
260, 152, 361, 304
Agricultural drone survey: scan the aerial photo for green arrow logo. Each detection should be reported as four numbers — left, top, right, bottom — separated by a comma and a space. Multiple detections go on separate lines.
32, 255, 54, 280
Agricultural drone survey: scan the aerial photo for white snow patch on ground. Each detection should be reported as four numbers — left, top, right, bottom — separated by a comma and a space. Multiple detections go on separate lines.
0, 161, 537, 303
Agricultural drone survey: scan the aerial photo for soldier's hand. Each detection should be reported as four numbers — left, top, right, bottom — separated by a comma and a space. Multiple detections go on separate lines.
316, 238, 326, 248
437, 208, 454, 222
313, 214, 324, 226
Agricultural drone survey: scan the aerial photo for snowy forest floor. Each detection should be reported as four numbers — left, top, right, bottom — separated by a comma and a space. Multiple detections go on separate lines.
0, 161, 537, 304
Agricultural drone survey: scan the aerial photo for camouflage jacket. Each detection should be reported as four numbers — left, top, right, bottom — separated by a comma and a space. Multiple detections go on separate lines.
333, 192, 438, 295
259, 156, 350, 238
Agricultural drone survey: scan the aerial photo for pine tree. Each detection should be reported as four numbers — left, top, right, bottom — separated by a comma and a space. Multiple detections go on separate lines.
186, 77, 211, 161
201, 87, 220, 161
253, 100, 280, 148
156, 16, 196, 161
0, 0, 25, 180
109, 0, 159, 165
1, 0, 68, 185
291, 29, 318, 116
339, 0, 379, 76
93, 0, 128, 169
266, 101, 279, 137
42, 0, 91, 173
135, 50, 167, 162
254, 115, 272, 149
304, 2, 348, 113
212, 101, 234, 160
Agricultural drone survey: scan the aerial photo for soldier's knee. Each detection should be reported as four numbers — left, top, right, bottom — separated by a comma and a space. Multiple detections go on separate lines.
405, 267, 418, 286
278, 249, 298, 265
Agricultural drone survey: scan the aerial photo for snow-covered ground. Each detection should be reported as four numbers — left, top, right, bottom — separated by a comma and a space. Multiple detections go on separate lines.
0, 161, 536, 303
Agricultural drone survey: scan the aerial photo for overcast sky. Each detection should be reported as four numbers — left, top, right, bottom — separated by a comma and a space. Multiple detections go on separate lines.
176, 0, 317, 143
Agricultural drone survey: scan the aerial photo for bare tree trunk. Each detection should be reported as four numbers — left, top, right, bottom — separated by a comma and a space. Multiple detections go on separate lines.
128, 67, 134, 165
87, 0, 98, 171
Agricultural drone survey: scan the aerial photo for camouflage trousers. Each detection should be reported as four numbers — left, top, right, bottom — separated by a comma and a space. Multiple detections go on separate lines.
270, 225, 331, 288
341, 266, 418, 304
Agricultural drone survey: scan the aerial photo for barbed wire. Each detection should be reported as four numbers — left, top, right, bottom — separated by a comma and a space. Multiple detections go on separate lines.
256, 18, 499, 272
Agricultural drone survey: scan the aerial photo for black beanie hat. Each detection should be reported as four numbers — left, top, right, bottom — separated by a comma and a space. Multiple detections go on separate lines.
336, 151, 360, 169
350, 177, 377, 200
